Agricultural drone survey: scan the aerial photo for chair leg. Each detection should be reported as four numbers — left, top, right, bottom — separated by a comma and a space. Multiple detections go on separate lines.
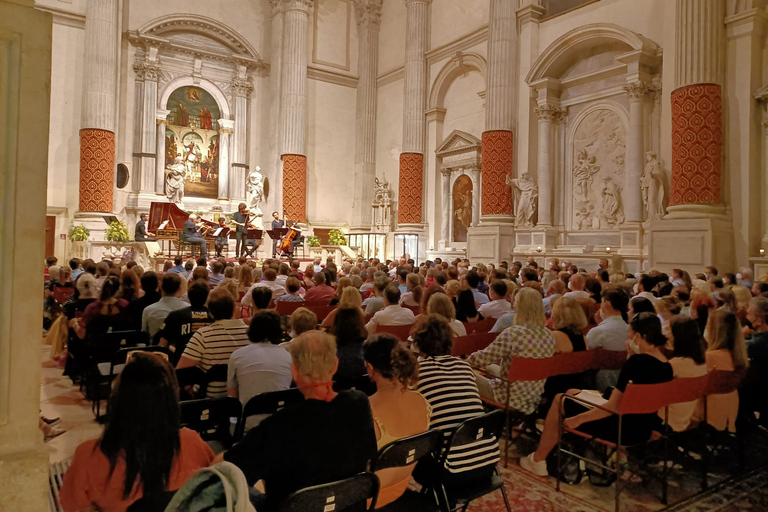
499, 477, 512, 512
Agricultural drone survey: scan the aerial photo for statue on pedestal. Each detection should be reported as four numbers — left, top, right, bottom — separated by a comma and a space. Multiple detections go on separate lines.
165, 155, 186, 205
246, 166, 265, 216
372, 177, 394, 229
507, 172, 538, 227
641, 151, 667, 221
600, 177, 625, 227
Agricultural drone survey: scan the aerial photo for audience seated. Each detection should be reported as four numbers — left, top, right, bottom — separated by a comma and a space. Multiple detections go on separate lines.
398, 273, 423, 307
365, 285, 416, 334
216, 331, 377, 512
72, 276, 132, 341
157, 281, 213, 364
363, 271, 389, 315
587, 289, 629, 391
454, 288, 483, 323
322, 286, 364, 330
127, 271, 160, 327
426, 292, 466, 336
477, 279, 512, 319
60, 353, 214, 512
302, 271, 335, 302
275, 276, 304, 303
142, 274, 188, 340
331, 308, 367, 380
288, 307, 318, 339
661, 316, 707, 432
466, 270, 489, 305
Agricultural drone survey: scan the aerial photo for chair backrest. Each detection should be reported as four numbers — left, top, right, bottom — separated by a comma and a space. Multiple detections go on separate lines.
180, 397, 242, 448
371, 429, 442, 473
590, 349, 627, 371
333, 375, 376, 396
237, 388, 304, 439
308, 305, 337, 322
619, 376, 707, 415
275, 301, 306, 316
53, 287, 75, 304
507, 351, 594, 382
205, 364, 229, 385
440, 410, 504, 465
91, 330, 150, 363
304, 300, 333, 308
463, 317, 496, 335
705, 368, 746, 395
451, 332, 497, 358
279, 472, 379, 512
403, 304, 421, 315
374, 323, 415, 341
110, 346, 172, 378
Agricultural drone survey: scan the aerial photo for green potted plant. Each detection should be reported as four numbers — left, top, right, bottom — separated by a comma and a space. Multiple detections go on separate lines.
105, 220, 131, 242
306, 235, 321, 247
328, 229, 347, 246
68, 225, 90, 242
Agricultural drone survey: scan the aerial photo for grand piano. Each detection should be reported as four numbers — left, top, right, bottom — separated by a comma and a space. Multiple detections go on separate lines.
148, 202, 219, 257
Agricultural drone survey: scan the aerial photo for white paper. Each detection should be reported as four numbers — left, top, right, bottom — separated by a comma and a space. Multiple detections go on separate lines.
158, 220, 169, 229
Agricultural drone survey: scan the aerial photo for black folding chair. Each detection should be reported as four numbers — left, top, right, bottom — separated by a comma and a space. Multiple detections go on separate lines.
333, 375, 376, 396
180, 397, 242, 452
204, 364, 229, 396
278, 472, 380, 512
434, 410, 510, 512
125, 491, 176, 512
235, 388, 304, 440
370, 430, 443, 512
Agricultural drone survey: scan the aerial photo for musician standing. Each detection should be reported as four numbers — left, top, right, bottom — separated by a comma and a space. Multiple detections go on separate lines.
232, 202, 249, 257
183, 214, 208, 256
271, 211, 284, 258
135, 213, 155, 241
214, 217, 229, 258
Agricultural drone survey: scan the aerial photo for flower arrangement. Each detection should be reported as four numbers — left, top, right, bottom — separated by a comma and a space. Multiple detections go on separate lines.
105, 220, 131, 242
306, 235, 321, 247
328, 229, 347, 246
68, 225, 90, 242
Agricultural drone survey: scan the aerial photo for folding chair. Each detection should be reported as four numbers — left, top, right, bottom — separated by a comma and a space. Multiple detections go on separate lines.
235, 388, 304, 440
590, 349, 627, 371
204, 364, 229, 397
180, 397, 242, 452
374, 323, 415, 342
434, 410, 511, 512
370, 430, 443, 511
53, 286, 75, 304
402, 304, 421, 315
175, 366, 207, 400
450, 333, 497, 358
463, 318, 496, 335
333, 374, 376, 396
275, 300, 307, 316
307, 305, 337, 322
702, 369, 747, 473
279, 472, 380, 512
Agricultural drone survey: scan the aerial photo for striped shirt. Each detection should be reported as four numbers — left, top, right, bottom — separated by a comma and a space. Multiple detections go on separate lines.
417, 355, 500, 474
181, 319, 250, 396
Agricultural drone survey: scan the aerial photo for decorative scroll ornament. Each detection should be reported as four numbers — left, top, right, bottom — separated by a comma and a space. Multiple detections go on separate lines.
534, 104, 560, 121
133, 60, 162, 81
353, 0, 383, 27
623, 81, 654, 100
232, 76, 254, 98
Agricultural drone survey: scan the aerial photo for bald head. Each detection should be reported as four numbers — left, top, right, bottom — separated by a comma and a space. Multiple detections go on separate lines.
288, 331, 338, 383
570, 273, 586, 291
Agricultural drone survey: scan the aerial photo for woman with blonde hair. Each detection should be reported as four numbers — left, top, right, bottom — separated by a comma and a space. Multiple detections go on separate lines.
731, 285, 753, 324
550, 296, 588, 353
399, 273, 423, 307
655, 295, 682, 341
468, 288, 555, 413
427, 292, 466, 336
238, 265, 254, 295
444, 280, 461, 301
321, 285, 364, 330
329, 277, 353, 306
703, 309, 749, 432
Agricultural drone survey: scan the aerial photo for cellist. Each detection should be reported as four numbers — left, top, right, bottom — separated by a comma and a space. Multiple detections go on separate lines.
270, 211, 285, 258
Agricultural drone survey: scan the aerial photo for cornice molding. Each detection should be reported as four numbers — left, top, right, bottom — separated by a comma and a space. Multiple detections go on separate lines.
307, 65, 359, 88
35, 4, 85, 29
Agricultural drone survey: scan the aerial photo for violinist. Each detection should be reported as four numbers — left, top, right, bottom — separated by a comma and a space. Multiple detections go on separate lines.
214, 216, 229, 258
182, 214, 208, 256
232, 203, 249, 257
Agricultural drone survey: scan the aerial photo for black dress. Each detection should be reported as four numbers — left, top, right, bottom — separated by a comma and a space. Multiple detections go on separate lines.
543, 328, 588, 401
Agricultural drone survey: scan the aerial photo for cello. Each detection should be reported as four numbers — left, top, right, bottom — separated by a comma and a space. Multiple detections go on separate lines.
277, 211, 300, 256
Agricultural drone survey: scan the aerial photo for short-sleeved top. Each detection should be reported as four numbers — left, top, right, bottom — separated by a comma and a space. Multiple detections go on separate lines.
418, 356, 500, 473
467, 325, 555, 414
60, 428, 214, 512
586, 315, 629, 351
180, 319, 250, 396
224, 390, 377, 512
613, 354, 673, 436
158, 306, 214, 362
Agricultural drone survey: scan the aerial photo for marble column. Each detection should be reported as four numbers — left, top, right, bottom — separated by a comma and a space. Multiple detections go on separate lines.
270, 0, 285, 216
534, 104, 556, 227
624, 81, 652, 223
154, 114, 168, 194
440, 168, 451, 245
133, 53, 161, 194
352, 0, 382, 228
398, 0, 430, 225
480, 0, 515, 220
218, 119, 234, 200
231, 73, 252, 202
669, 0, 725, 212
470, 165, 481, 225
79, 0, 119, 213
279, 0, 312, 223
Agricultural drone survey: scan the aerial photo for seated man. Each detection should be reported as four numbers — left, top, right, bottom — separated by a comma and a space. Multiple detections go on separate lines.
134, 213, 155, 242
214, 217, 229, 258
215, 331, 377, 512
177, 289, 250, 396
158, 281, 213, 364
302, 271, 335, 302
183, 214, 208, 256
141, 274, 188, 340
477, 280, 513, 319
365, 285, 416, 334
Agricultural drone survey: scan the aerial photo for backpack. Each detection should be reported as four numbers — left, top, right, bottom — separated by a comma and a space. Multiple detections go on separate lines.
164, 462, 256, 512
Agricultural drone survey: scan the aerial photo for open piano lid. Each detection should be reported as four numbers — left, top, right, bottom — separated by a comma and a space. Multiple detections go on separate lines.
148, 202, 217, 231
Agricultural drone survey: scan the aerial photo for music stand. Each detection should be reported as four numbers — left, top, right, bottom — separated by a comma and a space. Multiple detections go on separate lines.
102, 215, 119, 225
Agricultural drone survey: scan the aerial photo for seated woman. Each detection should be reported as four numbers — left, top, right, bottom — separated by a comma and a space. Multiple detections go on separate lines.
332, 307, 367, 380
544, 297, 589, 401
301, 265, 315, 290
426, 292, 466, 336
413, 316, 500, 484
71, 275, 133, 342
703, 309, 749, 432
661, 315, 707, 432
468, 288, 555, 415
322, 286, 365, 330
364, 334, 430, 508
329, 277, 353, 306
275, 276, 305, 303
519, 312, 673, 476
63, 274, 100, 380
399, 273, 423, 307
60, 353, 214, 512
454, 289, 483, 323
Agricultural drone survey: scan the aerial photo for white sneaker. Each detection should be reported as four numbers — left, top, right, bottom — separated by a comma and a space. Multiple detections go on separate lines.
519, 453, 549, 477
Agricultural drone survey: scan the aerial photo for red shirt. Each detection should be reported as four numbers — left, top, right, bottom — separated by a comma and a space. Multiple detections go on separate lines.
60, 428, 214, 512
303, 284, 336, 302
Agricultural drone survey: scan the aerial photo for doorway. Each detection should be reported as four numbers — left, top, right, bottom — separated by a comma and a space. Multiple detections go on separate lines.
45, 216, 56, 259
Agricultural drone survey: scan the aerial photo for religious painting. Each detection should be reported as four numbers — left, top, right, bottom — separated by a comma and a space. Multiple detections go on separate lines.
164, 87, 222, 200
452, 174, 473, 242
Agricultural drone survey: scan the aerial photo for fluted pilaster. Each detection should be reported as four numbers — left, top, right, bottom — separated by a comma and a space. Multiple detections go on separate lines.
401, 0, 430, 154
485, 0, 516, 131
269, 0, 285, 213
352, 0, 382, 228
133, 56, 161, 194
534, 104, 564, 227
231, 73, 252, 201
675, 0, 725, 88
624, 82, 653, 223
279, 0, 313, 156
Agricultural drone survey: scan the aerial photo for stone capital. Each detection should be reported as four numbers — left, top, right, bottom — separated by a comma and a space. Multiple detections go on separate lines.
534, 104, 561, 121
353, 0, 383, 28
232, 76, 254, 98
405, 0, 432, 6
623, 81, 654, 101
133, 59, 161, 81
440, 167, 453, 177
278, 0, 314, 14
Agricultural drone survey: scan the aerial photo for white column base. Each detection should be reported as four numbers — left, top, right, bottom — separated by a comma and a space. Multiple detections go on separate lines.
665, 204, 727, 219
467, 223, 515, 264
648, 216, 734, 274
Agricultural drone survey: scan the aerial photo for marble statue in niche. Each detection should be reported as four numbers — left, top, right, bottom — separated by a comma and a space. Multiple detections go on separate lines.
572, 109, 627, 230
508, 172, 538, 227
640, 151, 668, 221
246, 166, 265, 216
165, 155, 186, 205
372, 177, 394, 229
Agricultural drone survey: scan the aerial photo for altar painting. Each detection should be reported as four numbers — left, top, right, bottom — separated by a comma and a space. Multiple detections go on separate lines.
452, 175, 473, 242
165, 87, 221, 200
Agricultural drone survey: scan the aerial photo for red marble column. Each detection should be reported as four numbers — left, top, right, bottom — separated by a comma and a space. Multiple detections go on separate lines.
481, 130, 513, 216
670, 83, 722, 206
282, 154, 307, 223
79, 128, 115, 213
397, 153, 423, 224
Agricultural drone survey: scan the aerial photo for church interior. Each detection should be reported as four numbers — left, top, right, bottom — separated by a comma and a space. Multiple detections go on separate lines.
5, 0, 768, 510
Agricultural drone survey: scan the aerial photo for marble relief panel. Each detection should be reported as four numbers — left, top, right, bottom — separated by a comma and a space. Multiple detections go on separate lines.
571, 108, 626, 230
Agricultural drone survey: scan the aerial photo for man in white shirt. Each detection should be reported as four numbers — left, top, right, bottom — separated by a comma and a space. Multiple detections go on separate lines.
635, 275, 658, 304
359, 270, 374, 294
563, 273, 590, 300
365, 285, 415, 334
313, 258, 323, 274
478, 280, 513, 319
142, 274, 190, 339
542, 280, 566, 316
587, 289, 629, 351
242, 268, 286, 306
275, 263, 290, 288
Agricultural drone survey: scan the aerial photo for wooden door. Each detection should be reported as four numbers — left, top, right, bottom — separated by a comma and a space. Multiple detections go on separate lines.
45, 216, 56, 258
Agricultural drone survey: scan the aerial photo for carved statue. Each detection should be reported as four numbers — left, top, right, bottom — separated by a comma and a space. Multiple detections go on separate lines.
573, 149, 601, 200
246, 166, 265, 216
165, 155, 186, 205
600, 177, 625, 227
507, 172, 538, 227
640, 151, 667, 221
372, 177, 394, 228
